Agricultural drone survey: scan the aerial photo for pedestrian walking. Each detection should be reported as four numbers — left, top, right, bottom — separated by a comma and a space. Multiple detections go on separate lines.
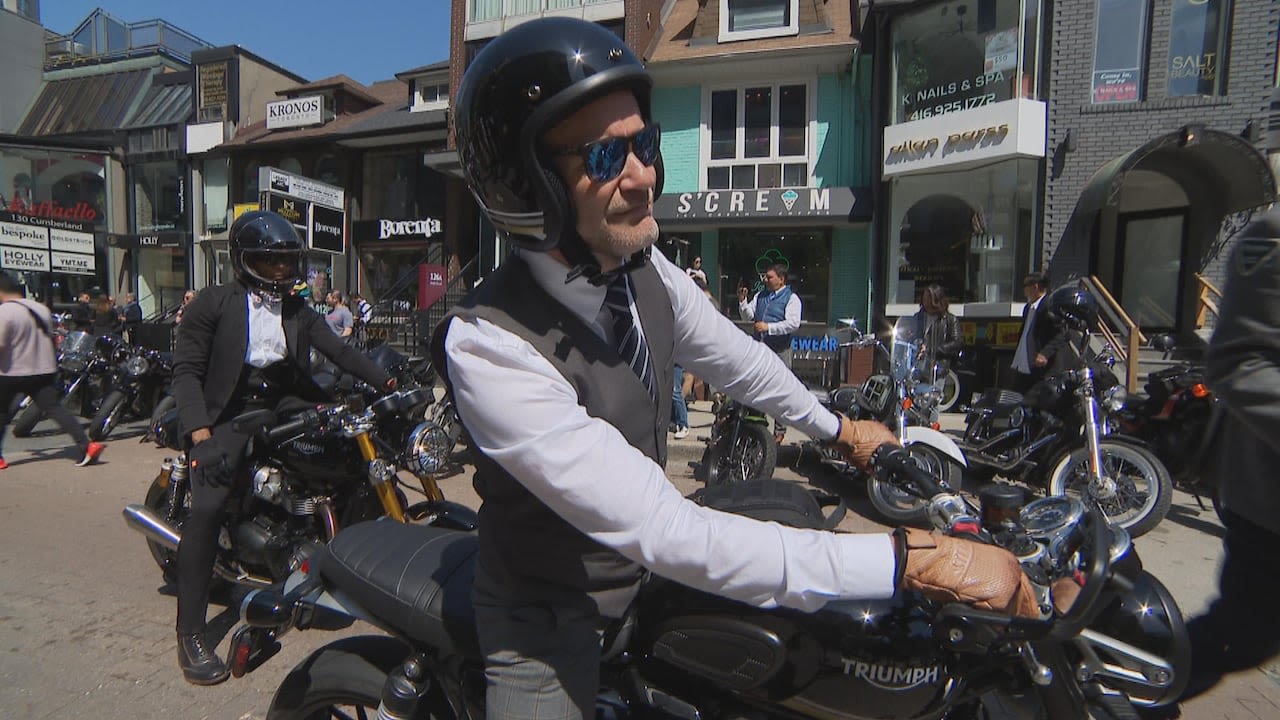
0, 272, 104, 469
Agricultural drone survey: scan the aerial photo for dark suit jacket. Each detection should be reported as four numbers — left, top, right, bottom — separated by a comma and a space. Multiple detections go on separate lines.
1016, 296, 1067, 372
171, 281, 390, 437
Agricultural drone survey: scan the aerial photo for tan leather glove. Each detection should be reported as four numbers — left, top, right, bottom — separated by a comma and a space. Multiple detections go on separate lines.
896, 527, 1041, 618
834, 416, 900, 471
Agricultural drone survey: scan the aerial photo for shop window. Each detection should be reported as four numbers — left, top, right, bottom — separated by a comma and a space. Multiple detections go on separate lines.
132, 161, 185, 232
887, 158, 1038, 306
705, 83, 810, 190
1167, 0, 1231, 97
890, 0, 1043, 124
243, 162, 261, 202
363, 151, 447, 220
1091, 0, 1150, 104
719, 229, 829, 323
719, 0, 799, 42
203, 157, 229, 232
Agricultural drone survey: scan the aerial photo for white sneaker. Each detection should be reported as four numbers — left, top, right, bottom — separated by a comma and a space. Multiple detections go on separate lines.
673, 426, 690, 440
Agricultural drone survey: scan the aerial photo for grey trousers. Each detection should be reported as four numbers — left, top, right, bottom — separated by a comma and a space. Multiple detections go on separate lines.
473, 565, 604, 720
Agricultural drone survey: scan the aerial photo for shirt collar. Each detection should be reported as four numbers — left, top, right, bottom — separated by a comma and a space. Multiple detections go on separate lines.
521, 249, 607, 327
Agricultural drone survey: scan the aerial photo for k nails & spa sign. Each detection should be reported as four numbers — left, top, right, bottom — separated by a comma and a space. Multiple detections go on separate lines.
882, 98, 1047, 177
655, 187, 871, 226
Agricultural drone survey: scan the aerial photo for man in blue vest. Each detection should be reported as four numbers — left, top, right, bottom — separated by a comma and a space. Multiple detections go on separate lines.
439, 18, 1039, 720
737, 263, 802, 444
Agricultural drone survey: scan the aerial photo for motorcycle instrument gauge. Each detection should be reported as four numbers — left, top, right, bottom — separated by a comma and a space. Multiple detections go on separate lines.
124, 355, 150, 377
1018, 496, 1085, 540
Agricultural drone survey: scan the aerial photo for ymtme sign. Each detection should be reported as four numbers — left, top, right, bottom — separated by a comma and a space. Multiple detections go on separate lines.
266, 95, 324, 130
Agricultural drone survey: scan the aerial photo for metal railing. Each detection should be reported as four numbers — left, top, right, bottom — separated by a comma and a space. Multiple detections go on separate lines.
1194, 273, 1222, 330
1082, 276, 1145, 392
363, 250, 477, 356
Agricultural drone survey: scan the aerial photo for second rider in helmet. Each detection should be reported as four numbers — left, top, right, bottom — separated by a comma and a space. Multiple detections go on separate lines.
168, 210, 394, 686
438, 18, 1040, 720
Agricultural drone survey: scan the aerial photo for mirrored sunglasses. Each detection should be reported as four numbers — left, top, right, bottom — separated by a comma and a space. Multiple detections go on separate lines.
550, 124, 661, 183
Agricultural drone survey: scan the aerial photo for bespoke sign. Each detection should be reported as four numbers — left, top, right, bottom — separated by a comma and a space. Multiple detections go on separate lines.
654, 187, 870, 225
882, 99, 1046, 176
266, 95, 324, 130
309, 204, 345, 254
259, 167, 344, 209
351, 217, 444, 244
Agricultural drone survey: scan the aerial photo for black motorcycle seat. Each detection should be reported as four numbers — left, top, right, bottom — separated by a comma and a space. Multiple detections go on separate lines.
318, 519, 481, 660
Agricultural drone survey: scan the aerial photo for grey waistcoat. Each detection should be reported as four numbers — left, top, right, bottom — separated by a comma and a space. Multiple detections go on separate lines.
434, 256, 674, 617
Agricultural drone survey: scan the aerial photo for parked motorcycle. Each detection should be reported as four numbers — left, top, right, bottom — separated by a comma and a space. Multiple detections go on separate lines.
954, 351, 1173, 538
122, 387, 477, 592
227, 445, 1188, 720
10, 330, 116, 436
88, 342, 173, 440
803, 318, 968, 524
691, 397, 777, 486
1107, 334, 1219, 506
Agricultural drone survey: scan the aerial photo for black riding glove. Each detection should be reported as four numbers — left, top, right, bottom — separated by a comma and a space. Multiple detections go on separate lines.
188, 437, 230, 489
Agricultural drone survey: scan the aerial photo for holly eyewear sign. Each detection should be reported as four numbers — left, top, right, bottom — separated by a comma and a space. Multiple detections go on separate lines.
1, 246, 51, 272
655, 187, 868, 224
260, 167, 344, 209
882, 99, 1046, 176
266, 95, 324, 130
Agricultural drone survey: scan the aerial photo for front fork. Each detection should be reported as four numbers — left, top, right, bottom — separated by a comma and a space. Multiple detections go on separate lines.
356, 432, 407, 523
1077, 369, 1116, 501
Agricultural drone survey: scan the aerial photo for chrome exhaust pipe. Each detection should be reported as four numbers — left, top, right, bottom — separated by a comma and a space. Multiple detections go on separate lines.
123, 503, 180, 551
122, 504, 276, 588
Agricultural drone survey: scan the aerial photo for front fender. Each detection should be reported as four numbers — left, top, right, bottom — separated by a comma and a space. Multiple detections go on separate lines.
903, 426, 967, 467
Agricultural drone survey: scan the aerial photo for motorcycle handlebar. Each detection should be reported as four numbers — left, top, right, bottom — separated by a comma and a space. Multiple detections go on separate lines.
871, 445, 947, 498
264, 409, 324, 443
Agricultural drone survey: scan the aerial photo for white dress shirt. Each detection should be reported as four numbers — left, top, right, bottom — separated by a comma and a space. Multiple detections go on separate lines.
443, 250, 896, 612
1011, 295, 1043, 374
739, 288, 803, 336
245, 294, 288, 368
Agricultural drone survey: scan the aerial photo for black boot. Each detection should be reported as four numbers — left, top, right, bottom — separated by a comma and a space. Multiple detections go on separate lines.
177, 632, 229, 685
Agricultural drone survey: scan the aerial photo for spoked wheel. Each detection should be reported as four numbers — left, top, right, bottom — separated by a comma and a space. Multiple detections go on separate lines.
866, 443, 962, 524
704, 422, 778, 486
89, 390, 128, 441
267, 637, 422, 720
1045, 440, 1173, 537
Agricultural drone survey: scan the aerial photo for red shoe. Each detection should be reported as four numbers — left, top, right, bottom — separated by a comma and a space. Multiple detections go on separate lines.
77, 442, 105, 467
0, 457, 8, 470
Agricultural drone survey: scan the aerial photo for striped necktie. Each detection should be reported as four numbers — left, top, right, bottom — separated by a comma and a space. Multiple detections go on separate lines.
604, 274, 657, 403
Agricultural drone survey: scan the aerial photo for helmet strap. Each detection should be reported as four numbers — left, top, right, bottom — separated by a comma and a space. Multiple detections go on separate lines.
557, 228, 650, 286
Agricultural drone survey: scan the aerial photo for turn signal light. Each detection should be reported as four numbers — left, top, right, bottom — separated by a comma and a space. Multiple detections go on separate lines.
1190, 383, 1211, 399
902, 398, 914, 410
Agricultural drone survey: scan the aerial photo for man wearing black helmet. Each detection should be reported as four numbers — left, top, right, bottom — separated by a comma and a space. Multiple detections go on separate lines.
439, 18, 1038, 719
168, 210, 394, 685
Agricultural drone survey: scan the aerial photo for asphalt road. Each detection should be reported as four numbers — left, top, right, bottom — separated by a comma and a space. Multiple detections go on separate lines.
0, 407, 1276, 719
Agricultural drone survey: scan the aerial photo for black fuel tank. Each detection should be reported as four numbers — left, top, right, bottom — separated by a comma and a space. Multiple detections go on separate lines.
279, 429, 364, 487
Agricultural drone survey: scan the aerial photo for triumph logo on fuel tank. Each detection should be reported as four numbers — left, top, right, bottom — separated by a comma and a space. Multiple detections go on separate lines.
842, 659, 941, 691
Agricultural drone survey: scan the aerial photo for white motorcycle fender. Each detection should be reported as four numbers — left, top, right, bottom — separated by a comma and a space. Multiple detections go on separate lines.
903, 426, 968, 467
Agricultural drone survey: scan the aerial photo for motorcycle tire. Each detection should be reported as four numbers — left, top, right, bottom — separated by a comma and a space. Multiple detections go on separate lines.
143, 475, 183, 585
936, 368, 963, 413
866, 443, 962, 525
9, 401, 41, 438
704, 422, 778, 487
148, 395, 176, 443
1045, 440, 1173, 538
88, 390, 128, 441
267, 636, 415, 720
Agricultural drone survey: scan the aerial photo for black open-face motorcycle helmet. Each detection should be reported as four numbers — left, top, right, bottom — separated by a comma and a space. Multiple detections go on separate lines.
453, 17, 663, 256
230, 211, 305, 296
1047, 283, 1099, 332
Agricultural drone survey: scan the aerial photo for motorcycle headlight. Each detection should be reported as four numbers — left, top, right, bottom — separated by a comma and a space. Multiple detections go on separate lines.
1102, 385, 1128, 413
124, 355, 150, 377
911, 383, 942, 408
406, 421, 451, 478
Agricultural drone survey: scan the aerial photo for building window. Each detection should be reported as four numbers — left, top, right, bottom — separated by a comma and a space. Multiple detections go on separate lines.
1167, 0, 1231, 97
1092, 0, 1150, 104
719, 0, 799, 42
469, 0, 615, 22
886, 158, 1038, 305
203, 157, 229, 232
131, 161, 185, 233
705, 83, 810, 190
890, 0, 1043, 124
413, 80, 450, 112
719, 229, 830, 323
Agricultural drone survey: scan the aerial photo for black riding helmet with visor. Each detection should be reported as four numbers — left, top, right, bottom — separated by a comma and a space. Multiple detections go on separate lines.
453, 17, 663, 284
229, 211, 305, 296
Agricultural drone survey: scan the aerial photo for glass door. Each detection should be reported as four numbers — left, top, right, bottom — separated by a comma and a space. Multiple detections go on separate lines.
1117, 210, 1186, 332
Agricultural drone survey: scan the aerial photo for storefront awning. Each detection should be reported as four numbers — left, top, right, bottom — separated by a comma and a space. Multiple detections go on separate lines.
1049, 127, 1277, 282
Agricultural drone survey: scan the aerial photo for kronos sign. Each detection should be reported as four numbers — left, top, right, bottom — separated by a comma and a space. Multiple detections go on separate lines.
266, 95, 324, 130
